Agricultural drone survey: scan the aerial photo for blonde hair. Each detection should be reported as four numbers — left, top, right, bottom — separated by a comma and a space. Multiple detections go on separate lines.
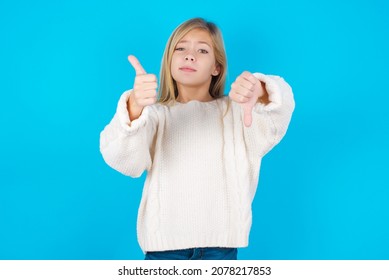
158, 18, 227, 104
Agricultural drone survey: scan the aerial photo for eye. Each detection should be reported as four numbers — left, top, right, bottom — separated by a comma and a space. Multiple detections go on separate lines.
175, 47, 185, 51
198, 49, 209, 54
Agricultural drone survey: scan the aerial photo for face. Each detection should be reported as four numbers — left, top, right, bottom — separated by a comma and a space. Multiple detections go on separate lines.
171, 28, 220, 89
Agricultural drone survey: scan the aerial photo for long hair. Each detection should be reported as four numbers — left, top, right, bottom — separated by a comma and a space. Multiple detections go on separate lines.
158, 18, 227, 104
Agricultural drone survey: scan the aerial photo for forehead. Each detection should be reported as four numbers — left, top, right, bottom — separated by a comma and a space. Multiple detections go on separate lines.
179, 28, 213, 44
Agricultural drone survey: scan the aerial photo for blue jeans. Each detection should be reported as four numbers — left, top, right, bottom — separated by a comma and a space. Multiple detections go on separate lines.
145, 247, 238, 260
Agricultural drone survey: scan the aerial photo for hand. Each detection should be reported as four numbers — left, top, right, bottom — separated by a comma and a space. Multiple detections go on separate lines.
229, 71, 265, 127
127, 55, 158, 120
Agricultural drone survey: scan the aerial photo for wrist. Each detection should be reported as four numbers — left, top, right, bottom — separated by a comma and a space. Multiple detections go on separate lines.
128, 93, 144, 121
258, 81, 270, 104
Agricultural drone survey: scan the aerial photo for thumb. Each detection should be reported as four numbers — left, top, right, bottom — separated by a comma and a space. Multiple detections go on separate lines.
243, 105, 253, 127
128, 55, 147, 75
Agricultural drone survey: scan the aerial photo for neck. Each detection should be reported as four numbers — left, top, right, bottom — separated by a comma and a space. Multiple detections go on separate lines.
176, 83, 213, 103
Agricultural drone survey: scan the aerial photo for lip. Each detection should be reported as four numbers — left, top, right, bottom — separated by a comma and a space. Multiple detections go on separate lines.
179, 66, 197, 72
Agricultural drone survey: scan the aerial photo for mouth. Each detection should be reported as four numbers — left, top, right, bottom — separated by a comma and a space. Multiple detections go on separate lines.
179, 66, 196, 72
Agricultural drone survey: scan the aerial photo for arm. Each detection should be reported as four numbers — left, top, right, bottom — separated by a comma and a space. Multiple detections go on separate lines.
229, 72, 295, 156
99, 90, 158, 177
250, 73, 295, 155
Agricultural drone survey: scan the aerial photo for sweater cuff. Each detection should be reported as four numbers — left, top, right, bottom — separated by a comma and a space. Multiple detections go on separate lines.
252, 73, 282, 113
116, 90, 149, 134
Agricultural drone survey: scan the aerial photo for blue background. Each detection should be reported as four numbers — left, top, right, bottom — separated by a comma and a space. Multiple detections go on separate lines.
1, 0, 388, 260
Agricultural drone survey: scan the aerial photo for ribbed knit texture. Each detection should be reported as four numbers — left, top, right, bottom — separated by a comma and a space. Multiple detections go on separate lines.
100, 73, 295, 252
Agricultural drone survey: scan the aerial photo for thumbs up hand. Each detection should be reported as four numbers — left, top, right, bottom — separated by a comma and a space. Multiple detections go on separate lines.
127, 55, 158, 120
229, 71, 266, 127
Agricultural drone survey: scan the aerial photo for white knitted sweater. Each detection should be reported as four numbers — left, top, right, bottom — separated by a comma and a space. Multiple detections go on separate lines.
100, 73, 295, 252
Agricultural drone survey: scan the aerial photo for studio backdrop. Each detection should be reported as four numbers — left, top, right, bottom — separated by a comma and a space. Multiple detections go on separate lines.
1, 0, 388, 260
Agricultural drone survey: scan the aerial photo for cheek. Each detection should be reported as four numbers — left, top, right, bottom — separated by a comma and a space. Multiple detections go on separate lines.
202, 55, 217, 70
171, 69, 178, 81
203, 60, 217, 75
170, 56, 179, 78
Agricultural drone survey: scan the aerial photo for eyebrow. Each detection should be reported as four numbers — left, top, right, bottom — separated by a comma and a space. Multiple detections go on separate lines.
178, 40, 211, 47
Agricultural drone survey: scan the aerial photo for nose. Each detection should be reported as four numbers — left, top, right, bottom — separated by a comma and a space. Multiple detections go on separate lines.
185, 54, 195, 62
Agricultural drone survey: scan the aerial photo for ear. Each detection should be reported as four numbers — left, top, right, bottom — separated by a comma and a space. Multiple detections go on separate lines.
212, 65, 221, 76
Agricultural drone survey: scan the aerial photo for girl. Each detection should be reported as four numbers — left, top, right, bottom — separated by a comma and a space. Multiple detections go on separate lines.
100, 18, 295, 260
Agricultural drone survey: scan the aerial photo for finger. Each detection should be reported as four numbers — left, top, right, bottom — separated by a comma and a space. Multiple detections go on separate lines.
243, 106, 253, 127
128, 55, 147, 75
137, 96, 157, 106
136, 83, 158, 91
240, 71, 258, 86
231, 91, 250, 103
237, 78, 256, 92
133, 90, 157, 99
234, 73, 256, 93
141, 90, 158, 98
232, 83, 255, 98
135, 74, 157, 83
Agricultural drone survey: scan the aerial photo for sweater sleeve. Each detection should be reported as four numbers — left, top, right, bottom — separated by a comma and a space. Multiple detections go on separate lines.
99, 90, 158, 178
243, 73, 295, 156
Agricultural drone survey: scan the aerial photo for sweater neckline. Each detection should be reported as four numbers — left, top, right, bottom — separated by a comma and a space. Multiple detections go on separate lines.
174, 97, 224, 105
